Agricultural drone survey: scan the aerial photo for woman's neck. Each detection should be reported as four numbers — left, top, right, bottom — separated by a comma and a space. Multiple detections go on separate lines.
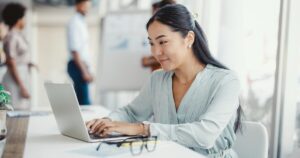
10, 26, 21, 32
173, 57, 205, 85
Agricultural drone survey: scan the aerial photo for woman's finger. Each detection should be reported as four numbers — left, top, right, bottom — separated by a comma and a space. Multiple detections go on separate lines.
85, 119, 96, 130
96, 121, 114, 135
101, 127, 115, 137
90, 119, 104, 133
93, 121, 107, 134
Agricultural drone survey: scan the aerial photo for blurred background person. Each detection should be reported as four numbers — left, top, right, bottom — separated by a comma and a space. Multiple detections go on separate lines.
142, 0, 176, 71
1, 2, 33, 110
151, 0, 176, 14
0, 21, 8, 66
67, 0, 93, 105
0, 21, 8, 83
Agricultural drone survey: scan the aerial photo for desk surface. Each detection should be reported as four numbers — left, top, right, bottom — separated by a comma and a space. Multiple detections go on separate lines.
2, 117, 29, 158
3, 106, 205, 158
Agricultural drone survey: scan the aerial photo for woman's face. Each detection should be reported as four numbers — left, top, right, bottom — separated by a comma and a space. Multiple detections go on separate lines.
17, 17, 26, 30
147, 20, 192, 71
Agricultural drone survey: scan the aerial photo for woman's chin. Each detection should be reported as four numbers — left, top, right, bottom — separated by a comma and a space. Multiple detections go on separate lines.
161, 65, 174, 71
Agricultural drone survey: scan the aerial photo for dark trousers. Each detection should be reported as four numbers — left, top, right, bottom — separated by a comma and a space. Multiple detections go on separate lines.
67, 60, 91, 105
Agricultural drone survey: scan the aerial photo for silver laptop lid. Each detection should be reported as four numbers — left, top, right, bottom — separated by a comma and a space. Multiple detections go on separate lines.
44, 82, 91, 141
44, 82, 134, 142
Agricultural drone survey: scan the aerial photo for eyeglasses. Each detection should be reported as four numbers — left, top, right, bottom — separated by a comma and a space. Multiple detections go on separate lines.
96, 136, 158, 156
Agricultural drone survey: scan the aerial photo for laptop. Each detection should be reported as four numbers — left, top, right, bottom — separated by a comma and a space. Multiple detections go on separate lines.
44, 82, 133, 143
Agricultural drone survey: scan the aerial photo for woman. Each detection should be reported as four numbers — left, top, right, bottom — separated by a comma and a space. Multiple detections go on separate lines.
87, 4, 242, 157
141, 0, 176, 71
1, 3, 31, 110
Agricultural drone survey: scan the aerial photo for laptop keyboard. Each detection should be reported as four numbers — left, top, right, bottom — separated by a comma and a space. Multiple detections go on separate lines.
89, 133, 103, 139
89, 133, 129, 140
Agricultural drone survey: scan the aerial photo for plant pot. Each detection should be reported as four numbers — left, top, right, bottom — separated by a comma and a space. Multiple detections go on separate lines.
0, 110, 6, 140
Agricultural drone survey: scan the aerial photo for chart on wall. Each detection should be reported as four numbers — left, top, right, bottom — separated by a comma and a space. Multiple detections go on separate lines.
98, 11, 152, 91
102, 11, 150, 54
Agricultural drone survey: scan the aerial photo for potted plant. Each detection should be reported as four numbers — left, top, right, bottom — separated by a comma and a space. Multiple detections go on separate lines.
0, 84, 13, 140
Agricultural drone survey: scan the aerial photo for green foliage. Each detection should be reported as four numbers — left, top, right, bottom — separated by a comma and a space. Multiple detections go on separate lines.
0, 85, 13, 111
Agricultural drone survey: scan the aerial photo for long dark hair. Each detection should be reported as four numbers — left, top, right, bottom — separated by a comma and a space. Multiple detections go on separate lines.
146, 4, 242, 133
152, 0, 176, 10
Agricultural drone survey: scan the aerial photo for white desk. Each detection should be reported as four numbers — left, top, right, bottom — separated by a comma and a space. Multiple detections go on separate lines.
23, 106, 205, 158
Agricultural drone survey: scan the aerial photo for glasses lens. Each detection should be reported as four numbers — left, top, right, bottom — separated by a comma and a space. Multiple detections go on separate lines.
130, 139, 144, 155
145, 137, 157, 152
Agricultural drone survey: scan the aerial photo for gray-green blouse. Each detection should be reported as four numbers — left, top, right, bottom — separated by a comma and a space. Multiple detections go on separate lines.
108, 64, 240, 158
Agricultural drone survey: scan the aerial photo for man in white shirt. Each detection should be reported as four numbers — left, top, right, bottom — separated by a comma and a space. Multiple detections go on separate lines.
67, 0, 92, 105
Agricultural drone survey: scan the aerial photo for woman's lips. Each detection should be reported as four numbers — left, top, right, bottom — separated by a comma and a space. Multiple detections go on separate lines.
159, 59, 169, 63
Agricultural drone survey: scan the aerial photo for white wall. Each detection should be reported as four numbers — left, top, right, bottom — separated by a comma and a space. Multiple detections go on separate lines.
276, 0, 300, 157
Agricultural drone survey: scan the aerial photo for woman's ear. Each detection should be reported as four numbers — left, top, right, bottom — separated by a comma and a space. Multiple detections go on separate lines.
186, 31, 195, 48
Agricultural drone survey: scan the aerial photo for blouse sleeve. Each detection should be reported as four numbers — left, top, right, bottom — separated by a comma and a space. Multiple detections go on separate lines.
108, 77, 154, 123
3, 35, 18, 59
148, 74, 240, 149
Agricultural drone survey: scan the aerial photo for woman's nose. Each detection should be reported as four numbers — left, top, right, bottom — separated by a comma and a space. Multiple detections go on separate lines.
152, 46, 162, 56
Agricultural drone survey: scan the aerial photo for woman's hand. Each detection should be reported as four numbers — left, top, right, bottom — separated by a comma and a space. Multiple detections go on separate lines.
28, 62, 39, 72
86, 118, 111, 134
20, 86, 30, 99
99, 121, 144, 137
86, 118, 144, 137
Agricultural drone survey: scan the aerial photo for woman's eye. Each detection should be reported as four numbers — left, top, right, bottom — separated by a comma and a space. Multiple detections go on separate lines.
159, 41, 168, 45
149, 42, 154, 46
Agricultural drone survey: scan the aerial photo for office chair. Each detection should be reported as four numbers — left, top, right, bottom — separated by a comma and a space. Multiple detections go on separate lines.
233, 121, 269, 158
